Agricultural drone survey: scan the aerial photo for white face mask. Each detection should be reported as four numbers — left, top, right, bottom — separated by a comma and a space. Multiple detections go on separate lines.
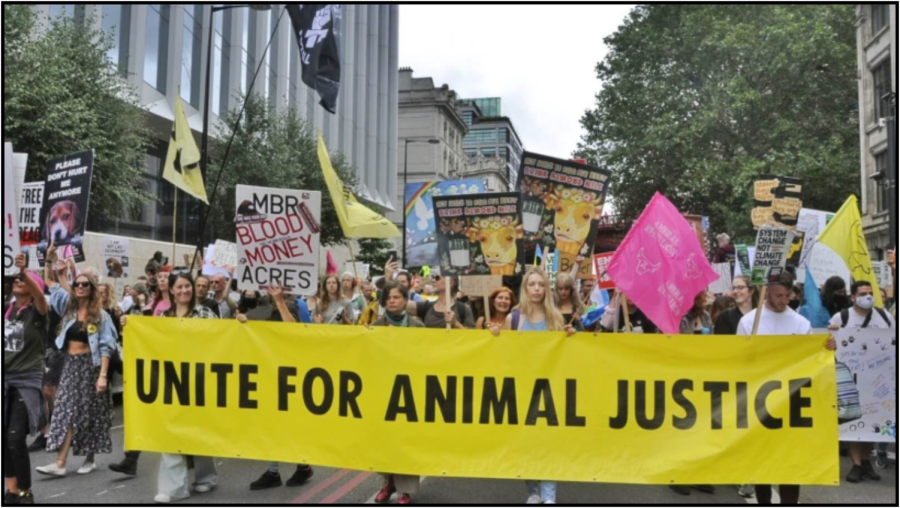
855, 295, 875, 310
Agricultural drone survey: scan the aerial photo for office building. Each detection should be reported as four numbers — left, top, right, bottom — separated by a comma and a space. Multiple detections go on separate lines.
460, 98, 524, 191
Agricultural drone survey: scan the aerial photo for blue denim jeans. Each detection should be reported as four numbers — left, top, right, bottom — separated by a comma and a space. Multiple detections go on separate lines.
526, 480, 557, 503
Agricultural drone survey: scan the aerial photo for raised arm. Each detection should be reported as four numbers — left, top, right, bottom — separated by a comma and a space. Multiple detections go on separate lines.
15, 254, 48, 316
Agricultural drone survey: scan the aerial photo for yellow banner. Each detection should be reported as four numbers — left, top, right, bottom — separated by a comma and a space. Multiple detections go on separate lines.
124, 318, 839, 486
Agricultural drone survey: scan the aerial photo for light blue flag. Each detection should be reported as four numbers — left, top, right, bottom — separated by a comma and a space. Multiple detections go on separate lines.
581, 286, 611, 329
799, 266, 831, 328
552, 249, 560, 273
534, 244, 543, 266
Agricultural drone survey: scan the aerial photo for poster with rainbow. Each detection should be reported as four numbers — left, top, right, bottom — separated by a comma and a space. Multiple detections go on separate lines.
403, 180, 485, 269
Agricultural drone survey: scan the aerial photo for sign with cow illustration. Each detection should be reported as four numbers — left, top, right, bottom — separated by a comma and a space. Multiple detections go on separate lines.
517, 152, 612, 279
432, 192, 525, 277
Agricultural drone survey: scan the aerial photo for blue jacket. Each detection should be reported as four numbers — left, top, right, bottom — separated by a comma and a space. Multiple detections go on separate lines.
50, 286, 118, 367
296, 298, 313, 324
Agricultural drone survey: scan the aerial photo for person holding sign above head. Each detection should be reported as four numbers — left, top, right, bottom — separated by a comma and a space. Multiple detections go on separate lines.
475, 287, 517, 330
737, 271, 836, 505
37, 260, 118, 480
827, 280, 893, 485
490, 267, 575, 504
314, 275, 355, 325
371, 281, 425, 505
4, 254, 50, 505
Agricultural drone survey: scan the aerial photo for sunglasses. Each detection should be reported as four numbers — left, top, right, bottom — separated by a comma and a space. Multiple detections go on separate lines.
73, 281, 93, 289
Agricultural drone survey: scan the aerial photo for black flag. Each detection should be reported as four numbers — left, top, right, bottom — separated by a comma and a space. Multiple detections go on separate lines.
287, 4, 341, 114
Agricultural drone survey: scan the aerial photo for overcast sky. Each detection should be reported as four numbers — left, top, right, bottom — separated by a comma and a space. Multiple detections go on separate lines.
399, 4, 635, 159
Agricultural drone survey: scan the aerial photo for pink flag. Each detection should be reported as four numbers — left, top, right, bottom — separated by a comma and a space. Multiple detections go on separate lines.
606, 193, 719, 335
326, 250, 339, 275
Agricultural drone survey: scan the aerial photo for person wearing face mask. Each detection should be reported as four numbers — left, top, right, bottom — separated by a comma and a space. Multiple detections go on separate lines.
476, 287, 517, 330
789, 285, 803, 311
821, 276, 849, 318
827, 280, 894, 484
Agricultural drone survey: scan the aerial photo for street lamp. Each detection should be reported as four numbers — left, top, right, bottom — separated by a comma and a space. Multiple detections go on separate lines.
198, 4, 271, 247
402, 138, 441, 266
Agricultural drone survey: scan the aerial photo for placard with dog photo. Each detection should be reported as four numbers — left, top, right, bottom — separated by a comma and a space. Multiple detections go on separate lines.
102, 237, 130, 279
37, 150, 95, 264
432, 192, 525, 277
516, 152, 612, 279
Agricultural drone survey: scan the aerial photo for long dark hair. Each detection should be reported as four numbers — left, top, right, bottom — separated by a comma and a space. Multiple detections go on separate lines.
822, 276, 847, 310
163, 273, 197, 318
319, 275, 342, 312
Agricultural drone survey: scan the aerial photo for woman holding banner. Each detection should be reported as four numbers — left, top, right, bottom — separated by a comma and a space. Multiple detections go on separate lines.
491, 267, 575, 504
372, 281, 424, 505
153, 273, 218, 503
4, 255, 50, 504
554, 273, 584, 332
36, 264, 117, 479
314, 275, 355, 325
341, 272, 366, 323
475, 287, 517, 330
714, 276, 758, 336
150, 267, 174, 317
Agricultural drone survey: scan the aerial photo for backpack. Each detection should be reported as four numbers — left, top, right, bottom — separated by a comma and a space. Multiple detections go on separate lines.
839, 308, 891, 329
835, 361, 862, 425
418, 300, 468, 326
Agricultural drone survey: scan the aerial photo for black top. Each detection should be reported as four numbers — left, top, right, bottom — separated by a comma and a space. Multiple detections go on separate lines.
64, 321, 90, 346
616, 307, 658, 334
561, 313, 584, 332
714, 307, 747, 336
4, 305, 49, 373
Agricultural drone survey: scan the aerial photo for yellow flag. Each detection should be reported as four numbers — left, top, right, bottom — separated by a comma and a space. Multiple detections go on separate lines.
317, 132, 401, 238
163, 96, 208, 204
818, 195, 883, 308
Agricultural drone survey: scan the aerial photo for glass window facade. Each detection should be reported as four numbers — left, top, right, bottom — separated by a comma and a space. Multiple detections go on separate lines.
212, 10, 231, 116
102, 5, 130, 75
873, 60, 893, 121
471, 98, 501, 117
463, 128, 498, 145
181, 5, 202, 106
872, 4, 889, 34
144, 5, 170, 93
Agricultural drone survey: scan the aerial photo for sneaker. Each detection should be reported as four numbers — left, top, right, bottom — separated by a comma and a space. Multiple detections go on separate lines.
846, 465, 864, 483
194, 484, 214, 494
77, 461, 96, 475
692, 485, 715, 494
374, 481, 396, 504
286, 466, 314, 487
526, 494, 542, 504
862, 461, 882, 481
4, 492, 20, 505
17, 492, 34, 506
35, 463, 67, 477
154, 494, 172, 504
397, 493, 412, 505
542, 501, 556, 505
669, 486, 691, 496
250, 471, 283, 491
27, 435, 47, 453
738, 485, 755, 498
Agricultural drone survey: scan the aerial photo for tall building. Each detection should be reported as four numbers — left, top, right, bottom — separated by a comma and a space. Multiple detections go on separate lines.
34, 4, 400, 247
460, 98, 524, 191
855, 4, 896, 258
391, 68, 468, 228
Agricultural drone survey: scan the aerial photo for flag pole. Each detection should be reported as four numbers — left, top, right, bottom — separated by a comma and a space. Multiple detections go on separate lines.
172, 188, 178, 264
345, 239, 360, 282
484, 292, 491, 326
621, 293, 633, 332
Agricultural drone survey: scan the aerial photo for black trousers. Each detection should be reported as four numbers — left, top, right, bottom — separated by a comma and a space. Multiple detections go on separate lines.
755, 485, 800, 505
3, 388, 32, 491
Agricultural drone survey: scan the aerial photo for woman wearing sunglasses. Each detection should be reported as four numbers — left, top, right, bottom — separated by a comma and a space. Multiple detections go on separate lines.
36, 261, 117, 479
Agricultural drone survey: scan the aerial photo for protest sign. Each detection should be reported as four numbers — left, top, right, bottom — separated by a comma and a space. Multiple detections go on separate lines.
708, 263, 733, 295
37, 150, 95, 264
592, 252, 616, 290
459, 275, 503, 297
101, 237, 130, 279
787, 231, 805, 268
404, 180, 485, 268
126, 317, 837, 485
211, 240, 237, 274
872, 261, 892, 289
751, 176, 779, 229
752, 176, 802, 230
432, 192, 524, 277
835, 328, 896, 443
751, 227, 795, 286
796, 208, 849, 287
685, 215, 711, 259
18, 183, 44, 270
343, 262, 370, 280
235, 185, 321, 295
3, 143, 22, 276
517, 152, 612, 279
735, 244, 752, 277
12, 151, 28, 210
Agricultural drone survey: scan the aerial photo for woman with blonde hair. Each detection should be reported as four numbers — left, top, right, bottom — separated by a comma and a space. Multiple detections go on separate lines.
554, 273, 584, 331
490, 267, 574, 504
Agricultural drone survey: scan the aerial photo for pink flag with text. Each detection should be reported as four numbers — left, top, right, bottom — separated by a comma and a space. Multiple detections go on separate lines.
606, 193, 719, 334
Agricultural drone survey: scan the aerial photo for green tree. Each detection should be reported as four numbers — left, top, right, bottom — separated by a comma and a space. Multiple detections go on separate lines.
3, 6, 153, 222
355, 238, 394, 276
205, 93, 359, 246
575, 4, 860, 244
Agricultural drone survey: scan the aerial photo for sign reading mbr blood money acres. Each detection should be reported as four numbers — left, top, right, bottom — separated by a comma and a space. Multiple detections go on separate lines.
235, 185, 321, 295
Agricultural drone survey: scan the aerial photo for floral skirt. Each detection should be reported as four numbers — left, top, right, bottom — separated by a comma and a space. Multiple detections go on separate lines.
47, 353, 113, 456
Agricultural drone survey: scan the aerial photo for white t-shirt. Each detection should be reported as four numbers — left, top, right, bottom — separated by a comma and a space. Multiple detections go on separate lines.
828, 307, 895, 330
738, 306, 812, 336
